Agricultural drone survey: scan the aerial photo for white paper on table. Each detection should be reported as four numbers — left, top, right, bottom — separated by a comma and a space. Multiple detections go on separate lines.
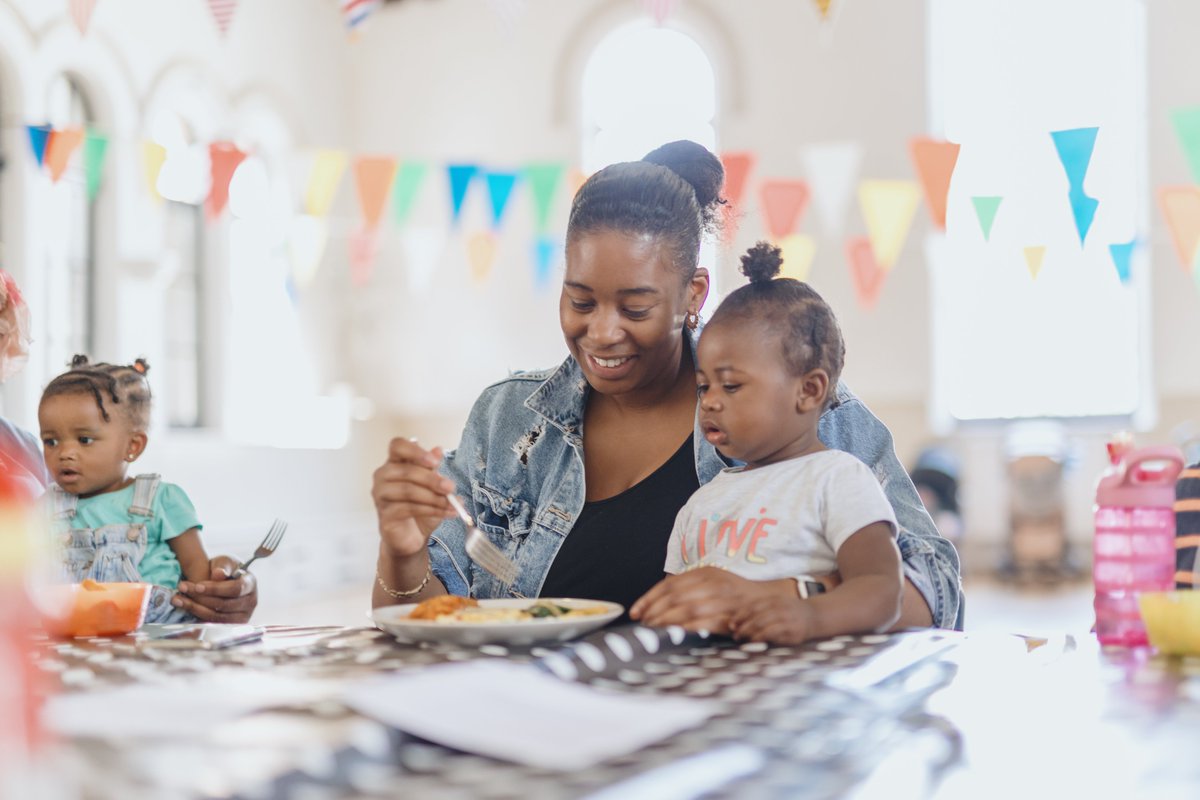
342, 660, 720, 771
42, 672, 341, 739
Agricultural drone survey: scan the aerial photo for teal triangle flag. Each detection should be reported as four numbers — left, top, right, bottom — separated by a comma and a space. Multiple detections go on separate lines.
1171, 107, 1200, 184
971, 196, 1002, 241
83, 129, 109, 200
1068, 187, 1099, 246
447, 164, 478, 225
1050, 127, 1099, 190
26, 124, 51, 167
524, 162, 566, 234
391, 162, 428, 226
1108, 241, 1135, 284
485, 171, 519, 230
534, 236, 558, 289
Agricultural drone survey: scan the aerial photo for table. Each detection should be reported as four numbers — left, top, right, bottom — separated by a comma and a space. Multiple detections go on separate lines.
22, 623, 1200, 799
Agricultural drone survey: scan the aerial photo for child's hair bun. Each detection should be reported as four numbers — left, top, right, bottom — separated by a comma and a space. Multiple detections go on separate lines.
132, 358, 150, 375
69, 354, 90, 368
739, 241, 784, 284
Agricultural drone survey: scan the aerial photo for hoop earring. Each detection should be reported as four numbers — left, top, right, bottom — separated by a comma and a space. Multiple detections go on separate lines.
685, 312, 700, 331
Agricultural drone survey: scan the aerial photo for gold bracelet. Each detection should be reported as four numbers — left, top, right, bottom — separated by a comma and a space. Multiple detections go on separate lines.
376, 563, 432, 599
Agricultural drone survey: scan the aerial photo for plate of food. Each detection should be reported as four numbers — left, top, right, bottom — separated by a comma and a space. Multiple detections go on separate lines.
372, 596, 623, 646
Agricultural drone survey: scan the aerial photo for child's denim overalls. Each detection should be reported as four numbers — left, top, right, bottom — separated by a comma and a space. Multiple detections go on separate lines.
52, 474, 194, 624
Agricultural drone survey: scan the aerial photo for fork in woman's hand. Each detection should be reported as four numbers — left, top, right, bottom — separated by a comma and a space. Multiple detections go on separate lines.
237, 519, 287, 573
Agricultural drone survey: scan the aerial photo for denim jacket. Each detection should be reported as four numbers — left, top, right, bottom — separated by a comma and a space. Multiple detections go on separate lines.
430, 344, 964, 630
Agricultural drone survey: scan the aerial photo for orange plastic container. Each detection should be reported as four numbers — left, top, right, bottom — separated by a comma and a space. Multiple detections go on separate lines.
41, 580, 152, 638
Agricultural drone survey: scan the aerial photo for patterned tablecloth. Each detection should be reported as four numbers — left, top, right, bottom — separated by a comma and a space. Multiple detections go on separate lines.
26, 622, 1200, 799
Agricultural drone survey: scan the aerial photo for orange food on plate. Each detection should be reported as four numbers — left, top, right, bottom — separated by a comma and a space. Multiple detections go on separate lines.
41, 582, 153, 638
409, 594, 478, 620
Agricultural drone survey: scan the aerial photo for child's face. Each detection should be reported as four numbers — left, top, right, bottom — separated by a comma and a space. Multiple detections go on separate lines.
696, 322, 825, 467
39, 393, 145, 498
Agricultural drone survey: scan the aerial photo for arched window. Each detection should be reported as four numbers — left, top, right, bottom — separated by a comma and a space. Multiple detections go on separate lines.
43, 74, 96, 370
580, 22, 721, 301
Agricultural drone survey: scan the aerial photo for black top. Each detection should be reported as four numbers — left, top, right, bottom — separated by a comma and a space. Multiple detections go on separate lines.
539, 435, 699, 614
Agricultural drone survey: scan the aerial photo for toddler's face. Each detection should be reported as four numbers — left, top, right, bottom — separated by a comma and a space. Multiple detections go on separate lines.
39, 393, 139, 498
695, 323, 814, 467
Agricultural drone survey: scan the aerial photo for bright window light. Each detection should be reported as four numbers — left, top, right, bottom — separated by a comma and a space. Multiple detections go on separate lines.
927, 0, 1149, 423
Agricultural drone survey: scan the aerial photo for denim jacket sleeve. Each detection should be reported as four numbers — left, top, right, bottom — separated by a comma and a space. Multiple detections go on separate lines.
425, 402, 488, 599
818, 384, 964, 630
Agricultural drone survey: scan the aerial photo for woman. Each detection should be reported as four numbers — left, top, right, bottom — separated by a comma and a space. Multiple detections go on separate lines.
371, 141, 962, 631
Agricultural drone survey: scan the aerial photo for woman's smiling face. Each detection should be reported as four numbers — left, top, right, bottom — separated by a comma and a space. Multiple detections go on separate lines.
560, 230, 706, 400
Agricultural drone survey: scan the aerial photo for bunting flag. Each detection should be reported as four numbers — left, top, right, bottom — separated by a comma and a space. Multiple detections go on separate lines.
467, 231, 497, 283
720, 151, 756, 212
1170, 106, 1200, 184
845, 236, 886, 310
447, 164, 479, 226
971, 196, 1003, 241
44, 127, 85, 182
287, 215, 329, 288
304, 150, 347, 218
524, 162, 565, 234
641, 0, 681, 25
1050, 127, 1100, 245
342, 0, 381, 32
908, 137, 960, 230
26, 125, 51, 167
1108, 240, 1135, 284
353, 155, 398, 229
569, 168, 589, 200
205, 141, 247, 220
485, 171, 520, 230
69, 0, 97, 36
813, 0, 833, 20
206, 0, 238, 37
777, 234, 816, 283
533, 236, 559, 289
857, 179, 920, 271
141, 141, 167, 201
758, 180, 810, 239
802, 141, 861, 234
1158, 186, 1200, 271
1023, 246, 1046, 280
391, 161, 429, 226
349, 227, 380, 287
83, 130, 109, 200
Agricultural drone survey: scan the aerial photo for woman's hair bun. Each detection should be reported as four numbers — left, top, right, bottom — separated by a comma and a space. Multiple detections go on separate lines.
739, 241, 784, 284
642, 140, 726, 223
132, 358, 150, 375
69, 354, 90, 368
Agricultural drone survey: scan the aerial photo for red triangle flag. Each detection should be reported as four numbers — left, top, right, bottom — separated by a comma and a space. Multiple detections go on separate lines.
720, 152, 755, 210
759, 180, 811, 239
353, 156, 398, 229
70, 0, 97, 35
205, 142, 247, 220
349, 227, 380, 287
207, 0, 238, 37
846, 236, 886, 310
44, 127, 85, 182
908, 137, 960, 230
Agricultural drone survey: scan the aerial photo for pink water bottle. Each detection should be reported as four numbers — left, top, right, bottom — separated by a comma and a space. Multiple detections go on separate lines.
1093, 441, 1184, 645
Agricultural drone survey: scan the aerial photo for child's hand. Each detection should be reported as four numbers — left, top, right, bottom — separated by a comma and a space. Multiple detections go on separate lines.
172, 556, 257, 623
631, 568, 795, 635
729, 591, 816, 645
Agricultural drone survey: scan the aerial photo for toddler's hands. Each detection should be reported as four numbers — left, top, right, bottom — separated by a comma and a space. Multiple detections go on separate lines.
173, 556, 257, 623
630, 568, 761, 635
372, 438, 457, 557
729, 590, 815, 645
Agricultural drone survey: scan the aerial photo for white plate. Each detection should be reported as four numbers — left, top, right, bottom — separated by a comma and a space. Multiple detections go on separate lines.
372, 598, 624, 646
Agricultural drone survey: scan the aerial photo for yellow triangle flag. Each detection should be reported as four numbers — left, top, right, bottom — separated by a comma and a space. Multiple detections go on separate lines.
776, 234, 816, 283
305, 150, 347, 218
813, 0, 833, 19
1023, 246, 1046, 280
1158, 186, 1200, 271
467, 231, 497, 283
857, 180, 920, 271
141, 141, 167, 202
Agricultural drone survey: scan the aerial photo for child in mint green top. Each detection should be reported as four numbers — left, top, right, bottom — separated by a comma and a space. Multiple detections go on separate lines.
40, 356, 210, 624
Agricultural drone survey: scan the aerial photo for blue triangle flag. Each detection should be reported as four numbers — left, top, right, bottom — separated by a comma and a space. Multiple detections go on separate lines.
1050, 127, 1099, 189
1108, 240, 1135, 284
486, 171, 519, 229
1068, 188, 1099, 246
27, 124, 51, 167
534, 236, 558, 289
447, 164, 479, 225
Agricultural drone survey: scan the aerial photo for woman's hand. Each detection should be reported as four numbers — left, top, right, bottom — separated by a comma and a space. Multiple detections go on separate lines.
630, 568, 794, 635
372, 438, 457, 558
172, 556, 257, 623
